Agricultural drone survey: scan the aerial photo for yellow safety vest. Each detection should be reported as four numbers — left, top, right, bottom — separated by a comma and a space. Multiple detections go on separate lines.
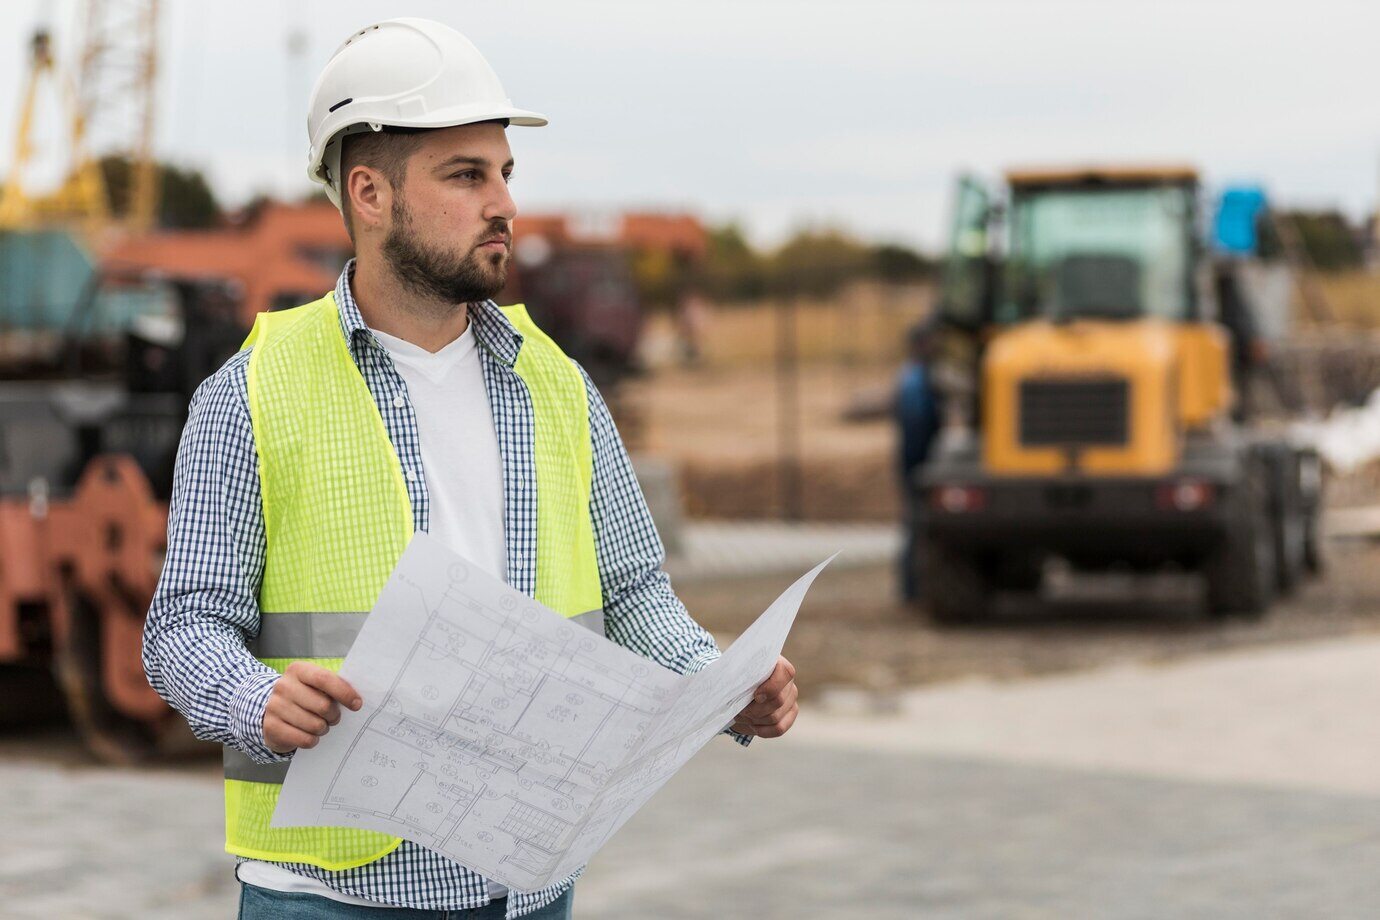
222, 292, 603, 870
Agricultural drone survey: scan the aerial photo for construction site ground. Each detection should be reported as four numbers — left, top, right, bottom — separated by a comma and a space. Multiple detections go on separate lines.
626, 361, 900, 521
679, 533, 1380, 703
9, 530, 1380, 918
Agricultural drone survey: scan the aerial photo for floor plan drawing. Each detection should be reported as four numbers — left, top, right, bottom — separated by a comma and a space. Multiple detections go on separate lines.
272, 532, 832, 891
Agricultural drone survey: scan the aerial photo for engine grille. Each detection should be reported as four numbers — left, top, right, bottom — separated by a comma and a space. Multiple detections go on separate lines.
1018, 378, 1129, 447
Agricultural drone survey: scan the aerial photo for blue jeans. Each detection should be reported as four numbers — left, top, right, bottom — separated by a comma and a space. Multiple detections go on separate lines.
237, 883, 574, 920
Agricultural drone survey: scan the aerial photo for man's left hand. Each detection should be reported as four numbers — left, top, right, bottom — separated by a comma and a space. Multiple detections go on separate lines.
730, 656, 797, 739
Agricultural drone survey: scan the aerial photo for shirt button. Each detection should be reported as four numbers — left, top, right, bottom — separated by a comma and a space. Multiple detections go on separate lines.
392, 395, 405, 409
406, 469, 418, 483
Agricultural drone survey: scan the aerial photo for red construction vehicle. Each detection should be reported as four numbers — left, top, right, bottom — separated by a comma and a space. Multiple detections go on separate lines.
0, 261, 246, 761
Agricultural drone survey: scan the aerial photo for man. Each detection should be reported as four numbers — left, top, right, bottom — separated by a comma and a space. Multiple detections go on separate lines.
1213, 262, 1267, 422
894, 320, 943, 602
142, 19, 798, 920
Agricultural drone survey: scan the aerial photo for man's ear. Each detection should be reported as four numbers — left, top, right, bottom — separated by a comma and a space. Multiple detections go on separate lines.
347, 165, 388, 235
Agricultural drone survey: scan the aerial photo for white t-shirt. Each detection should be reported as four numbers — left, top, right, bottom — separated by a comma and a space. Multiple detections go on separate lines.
369, 322, 508, 585
238, 318, 510, 905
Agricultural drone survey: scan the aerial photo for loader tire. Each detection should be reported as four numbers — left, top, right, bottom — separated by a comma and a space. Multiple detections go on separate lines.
1274, 512, 1305, 595
1264, 444, 1305, 594
924, 544, 990, 626
1302, 503, 1325, 575
1205, 462, 1275, 620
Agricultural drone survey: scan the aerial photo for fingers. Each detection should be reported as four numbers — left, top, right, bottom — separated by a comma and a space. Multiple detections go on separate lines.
270, 697, 332, 736
748, 690, 798, 729
279, 678, 343, 725
739, 677, 798, 722
733, 657, 800, 740
754, 706, 798, 739
730, 700, 799, 740
292, 663, 363, 710
263, 711, 326, 754
752, 657, 795, 702
262, 664, 358, 754
739, 692, 797, 731
265, 721, 321, 753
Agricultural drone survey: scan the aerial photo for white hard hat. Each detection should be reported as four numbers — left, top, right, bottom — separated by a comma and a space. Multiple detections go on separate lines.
307, 18, 546, 210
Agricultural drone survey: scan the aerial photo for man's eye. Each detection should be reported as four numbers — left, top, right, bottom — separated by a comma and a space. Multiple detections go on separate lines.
451, 170, 478, 181
502, 173, 513, 185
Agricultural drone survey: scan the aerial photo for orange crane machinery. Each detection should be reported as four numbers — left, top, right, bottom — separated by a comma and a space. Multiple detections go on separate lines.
0, 1, 194, 762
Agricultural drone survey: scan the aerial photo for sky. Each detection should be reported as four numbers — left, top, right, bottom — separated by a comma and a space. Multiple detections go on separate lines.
2, 0, 1379, 250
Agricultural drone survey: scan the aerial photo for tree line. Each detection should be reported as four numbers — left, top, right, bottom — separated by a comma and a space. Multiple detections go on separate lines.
94, 156, 1377, 290
634, 223, 936, 307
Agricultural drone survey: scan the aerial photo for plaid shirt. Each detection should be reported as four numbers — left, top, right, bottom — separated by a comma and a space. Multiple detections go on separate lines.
142, 263, 740, 917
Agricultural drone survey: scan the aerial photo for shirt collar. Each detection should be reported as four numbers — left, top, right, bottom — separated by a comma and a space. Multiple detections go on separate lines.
467, 299, 523, 367
333, 261, 371, 363
334, 259, 524, 368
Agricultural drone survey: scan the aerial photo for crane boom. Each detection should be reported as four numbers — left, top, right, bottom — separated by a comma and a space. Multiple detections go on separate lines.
0, 0, 161, 235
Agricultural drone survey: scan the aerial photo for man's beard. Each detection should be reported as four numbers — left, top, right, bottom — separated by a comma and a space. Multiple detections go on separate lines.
381, 196, 509, 307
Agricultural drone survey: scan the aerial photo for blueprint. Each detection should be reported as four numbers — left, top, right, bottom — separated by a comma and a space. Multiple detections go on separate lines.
271, 531, 833, 891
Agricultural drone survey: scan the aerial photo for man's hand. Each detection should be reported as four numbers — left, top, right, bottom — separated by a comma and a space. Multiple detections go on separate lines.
263, 661, 362, 754
730, 656, 797, 739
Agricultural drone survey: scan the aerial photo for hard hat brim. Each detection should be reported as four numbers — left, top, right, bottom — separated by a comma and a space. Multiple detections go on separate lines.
359, 104, 548, 132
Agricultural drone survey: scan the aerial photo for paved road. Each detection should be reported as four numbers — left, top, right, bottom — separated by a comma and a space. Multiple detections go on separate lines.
6, 635, 1380, 918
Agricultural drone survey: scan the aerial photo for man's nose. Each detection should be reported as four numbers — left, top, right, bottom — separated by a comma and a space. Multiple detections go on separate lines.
484, 178, 517, 223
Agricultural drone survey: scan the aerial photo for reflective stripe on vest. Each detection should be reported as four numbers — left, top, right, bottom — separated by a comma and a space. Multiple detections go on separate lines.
247, 611, 369, 658
222, 293, 605, 872
225, 748, 293, 784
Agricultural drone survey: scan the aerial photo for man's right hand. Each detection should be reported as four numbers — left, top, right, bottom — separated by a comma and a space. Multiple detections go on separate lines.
263, 661, 363, 754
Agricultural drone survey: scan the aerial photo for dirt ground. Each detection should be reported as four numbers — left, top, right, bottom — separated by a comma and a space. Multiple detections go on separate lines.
676, 537, 1380, 703
623, 361, 901, 521
620, 287, 927, 522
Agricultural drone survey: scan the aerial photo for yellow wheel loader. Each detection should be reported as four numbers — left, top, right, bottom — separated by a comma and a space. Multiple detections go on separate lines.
915, 166, 1321, 623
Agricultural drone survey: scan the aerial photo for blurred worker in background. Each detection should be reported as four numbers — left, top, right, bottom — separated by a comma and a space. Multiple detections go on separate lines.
142, 18, 799, 920
1214, 263, 1267, 421
895, 320, 943, 602
1211, 188, 1273, 421
675, 289, 710, 365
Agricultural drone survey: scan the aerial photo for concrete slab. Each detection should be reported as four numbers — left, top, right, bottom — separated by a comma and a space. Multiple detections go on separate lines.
581, 741, 1380, 920
798, 633, 1380, 797
0, 760, 234, 919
